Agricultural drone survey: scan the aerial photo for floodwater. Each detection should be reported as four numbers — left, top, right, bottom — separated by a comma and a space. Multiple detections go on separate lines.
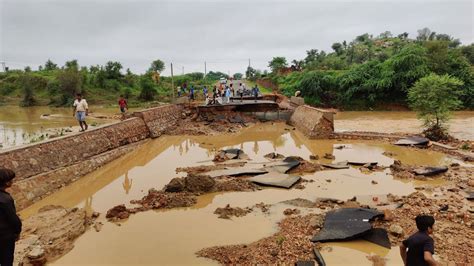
335, 111, 474, 140
0, 106, 121, 149
20, 123, 460, 265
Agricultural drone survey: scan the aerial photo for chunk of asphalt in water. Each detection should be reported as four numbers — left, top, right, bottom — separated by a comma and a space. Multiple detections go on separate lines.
362, 228, 391, 249
205, 168, 268, 178
311, 208, 383, 243
313, 248, 326, 266
394, 136, 429, 146
322, 161, 349, 169
249, 172, 301, 189
263, 160, 300, 174
347, 161, 378, 166
412, 166, 448, 176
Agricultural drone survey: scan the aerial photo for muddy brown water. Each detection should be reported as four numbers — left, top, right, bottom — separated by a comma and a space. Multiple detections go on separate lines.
0, 106, 122, 148
19, 122, 463, 265
335, 111, 474, 140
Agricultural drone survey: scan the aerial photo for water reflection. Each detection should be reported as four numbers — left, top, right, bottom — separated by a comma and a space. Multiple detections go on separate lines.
18, 122, 458, 265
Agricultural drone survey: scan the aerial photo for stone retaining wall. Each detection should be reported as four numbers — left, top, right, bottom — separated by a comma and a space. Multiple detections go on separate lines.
133, 104, 183, 138
288, 105, 334, 138
0, 104, 182, 210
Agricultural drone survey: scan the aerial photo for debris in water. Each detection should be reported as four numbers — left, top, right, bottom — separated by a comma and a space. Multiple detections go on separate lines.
323, 153, 335, 160
214, 204, 253, 219
362, 228, 391, 249
394, 136, 429, 146
249, 172, 301, 189
322, 161, 349, 169
412, 166, 448, 176
264, 152, 285, 160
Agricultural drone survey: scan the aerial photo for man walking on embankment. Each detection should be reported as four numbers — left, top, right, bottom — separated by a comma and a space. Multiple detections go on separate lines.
0, 168, 22, 266
73, 93, 89, 132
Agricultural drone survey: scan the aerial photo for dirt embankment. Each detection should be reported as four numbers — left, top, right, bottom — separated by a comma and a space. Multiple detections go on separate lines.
15, 205, 96, 265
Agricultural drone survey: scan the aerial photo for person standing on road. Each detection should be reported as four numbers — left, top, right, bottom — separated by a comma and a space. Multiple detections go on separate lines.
118, 95, 128, 120
203, 86, 208, 99
238, 83, 244, 102
73, 93, 89, 132
252, 85, 259, 102
0, 168, 22, 266
189, 85, 195, 101
225, 86, 231, 104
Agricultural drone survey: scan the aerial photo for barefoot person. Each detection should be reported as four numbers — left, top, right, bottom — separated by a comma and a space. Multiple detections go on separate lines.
73, 93, 88, 132
0, 169, 22, 266
400, 215, 437, 266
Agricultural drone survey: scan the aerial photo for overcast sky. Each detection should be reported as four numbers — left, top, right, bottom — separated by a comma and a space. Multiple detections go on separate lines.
1, 0, 472, 76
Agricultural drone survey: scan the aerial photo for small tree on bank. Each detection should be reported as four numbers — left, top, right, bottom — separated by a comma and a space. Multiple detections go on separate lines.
408, 73, 464, 140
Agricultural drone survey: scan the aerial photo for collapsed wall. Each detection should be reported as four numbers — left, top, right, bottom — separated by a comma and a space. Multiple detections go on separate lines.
288, 105, 334, 138
0, 104, 181, 210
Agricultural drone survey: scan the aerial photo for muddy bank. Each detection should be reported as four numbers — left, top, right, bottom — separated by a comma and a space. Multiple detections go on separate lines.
197, 214, 321, 264
15, 205, 93, 265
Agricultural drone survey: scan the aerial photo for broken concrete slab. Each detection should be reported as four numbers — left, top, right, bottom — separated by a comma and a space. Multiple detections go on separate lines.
394, 136, 429, 146
313, 248, 326, 266
347, 161, 378, 166
311, 208, 383, 243
362, 228, 391, 249
465, 191, 474, 201
206, 167, 268, 178
322, 161, 349, 169
249, 172, 301, 189
262, 159, 300, 174
413, 166, 448, 176
214, 149, 248, 162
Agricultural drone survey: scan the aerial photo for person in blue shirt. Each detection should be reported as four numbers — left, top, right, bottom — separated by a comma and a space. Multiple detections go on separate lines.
252, 85, 259, 102
203, 86, 208, 99
189, 85, 195, 101
225, 86, 231, 103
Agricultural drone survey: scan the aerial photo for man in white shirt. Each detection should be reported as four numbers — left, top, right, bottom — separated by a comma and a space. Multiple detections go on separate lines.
73, 93, 89, 132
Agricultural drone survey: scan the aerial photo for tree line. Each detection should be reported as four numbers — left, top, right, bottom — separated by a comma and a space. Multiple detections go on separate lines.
247, 28, 473, 110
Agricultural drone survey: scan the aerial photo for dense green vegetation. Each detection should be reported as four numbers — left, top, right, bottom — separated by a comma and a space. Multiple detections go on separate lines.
0, 59, 225, 107
250, 28, 473, 110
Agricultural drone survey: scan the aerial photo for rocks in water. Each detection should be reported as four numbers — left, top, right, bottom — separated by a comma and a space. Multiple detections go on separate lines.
106, 204, 130, 220
311, 208, 384, 245
213, 148, 247, 162
205, 168, 268, 178
309, 154, 319, 160
214, 204, 252, 219
323, 153, 335, 160
264, 152, 285, 160
413, 166, 448, 176
389, 224, 404, 236
184, 174, 215, 193
394, 136, 430, 146
281, 198, 316, 208
164, 177, 186, 192
283, 208, 301, 216
263, 158, 300, 174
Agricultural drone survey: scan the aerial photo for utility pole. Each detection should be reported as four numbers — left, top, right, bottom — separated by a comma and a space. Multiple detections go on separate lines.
204, 61, 207, 79
0, 62, 5, 72
182, 66, 184, 75
171, 63, 175, 102
248, 58, 251, 68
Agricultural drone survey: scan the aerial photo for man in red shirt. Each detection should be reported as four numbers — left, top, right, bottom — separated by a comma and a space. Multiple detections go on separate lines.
118, 95, 128, 120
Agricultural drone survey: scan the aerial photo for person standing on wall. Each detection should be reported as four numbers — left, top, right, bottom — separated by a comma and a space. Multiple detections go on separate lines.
118, 95, 128, 120
73, 93, 89, 132
0, 168, 22, 266
252, 85, 259, 102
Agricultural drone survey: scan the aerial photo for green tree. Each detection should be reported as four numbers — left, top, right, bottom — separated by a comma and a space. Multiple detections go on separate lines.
139, 75, 157, 101
245, 66, 257, 80
57, 69, 83, 105
44, 59, 58, 71
233, 73, 243, 79
104, 61, 123, 79
461, 44, 474, 64
64, 60, 79, 70
149, 59, 165, 73
408, 74, 464, 139
331, 43, 343, 55
268, 57, 288, 73
24, 66, 31, 72
18, 74, 36, 106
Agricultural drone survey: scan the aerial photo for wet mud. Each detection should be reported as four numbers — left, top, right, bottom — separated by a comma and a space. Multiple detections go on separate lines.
16, 122, 473, 265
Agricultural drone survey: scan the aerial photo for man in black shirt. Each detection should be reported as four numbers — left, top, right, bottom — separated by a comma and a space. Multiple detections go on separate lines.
0, 168, 22, 266
400, 215, 437, 266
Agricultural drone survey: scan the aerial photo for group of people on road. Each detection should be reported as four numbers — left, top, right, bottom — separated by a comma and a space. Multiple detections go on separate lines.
205, 82, 260, 105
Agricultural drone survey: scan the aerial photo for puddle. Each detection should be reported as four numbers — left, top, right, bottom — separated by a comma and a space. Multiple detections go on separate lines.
19, 122, 457, 265
320, 240, 401, 265
334, 110, 474, 141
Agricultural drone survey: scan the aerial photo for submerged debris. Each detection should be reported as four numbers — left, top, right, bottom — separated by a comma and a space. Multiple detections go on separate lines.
394, 136, 430, 146
264, 152, 285, 160
214, 204, 253, 219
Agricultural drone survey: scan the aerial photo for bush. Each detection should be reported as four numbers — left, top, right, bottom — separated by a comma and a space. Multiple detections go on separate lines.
139, 76, 157, 101
408, 73, 464, 140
